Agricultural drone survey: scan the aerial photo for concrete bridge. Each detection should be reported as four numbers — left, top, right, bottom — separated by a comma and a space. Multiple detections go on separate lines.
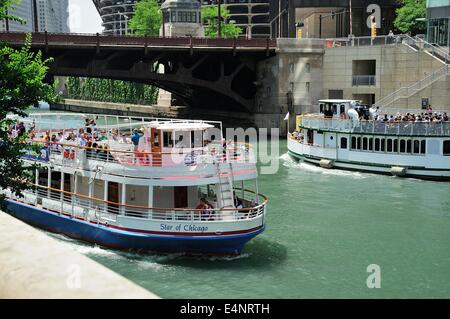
0, 32, 277, 113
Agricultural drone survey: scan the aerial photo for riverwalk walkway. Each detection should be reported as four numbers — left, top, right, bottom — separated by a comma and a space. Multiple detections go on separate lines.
0, 211, 159, 299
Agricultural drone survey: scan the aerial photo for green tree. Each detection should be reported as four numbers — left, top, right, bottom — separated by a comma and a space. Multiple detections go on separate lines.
202, 5, 242, 39
0, 21, 55, 207
0, 0, 25, 24
129, 0, 162, 36
394, 0, 426, 35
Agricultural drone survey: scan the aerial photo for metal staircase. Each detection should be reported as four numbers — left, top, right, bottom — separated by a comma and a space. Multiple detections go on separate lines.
215, 149, 235, 210
374, 36, 450, 109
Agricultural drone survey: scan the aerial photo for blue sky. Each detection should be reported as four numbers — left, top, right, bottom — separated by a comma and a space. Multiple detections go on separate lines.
68, 0, 103, 33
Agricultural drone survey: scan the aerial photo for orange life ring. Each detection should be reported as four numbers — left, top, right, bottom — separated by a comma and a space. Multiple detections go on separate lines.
69, 150, 75, 160
63, 149, 69, 159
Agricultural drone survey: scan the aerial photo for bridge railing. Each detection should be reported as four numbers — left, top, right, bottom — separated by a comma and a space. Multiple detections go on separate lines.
0, 31, 277, 48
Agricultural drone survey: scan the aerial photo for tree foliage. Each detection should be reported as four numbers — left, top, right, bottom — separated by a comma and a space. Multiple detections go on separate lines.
66, 77, 159, 105
202, 5, 242, 39
0, 32, 55, 208
394, 0, 426, 35
129, 0, 161, 36
0, 0, 25, 24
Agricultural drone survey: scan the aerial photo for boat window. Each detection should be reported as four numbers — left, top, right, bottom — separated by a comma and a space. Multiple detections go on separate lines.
428, 140, 440, 155
340, 137, 348, 149
400, 140, 406, 153
368, 138, 373, 151
38, 168, 49, 187
407, 140, 412, 153
444, 140, 450, 155
340, 105, 346, 115
380, 138, 385, 152
319, 104, 324, 113
351, 136, 357, 149
413, 140, 420, 154
192, 130, 203, 148
190, 131, 195, 148
374, 138, 380, 151
332, 104, 337, 115
174, 131, 189, 148
393, 139, 398, 153
420, 140, 426, 154
387, 139, 393, 152
163, 131, 173, 148
153, 130, 160, 147
307, 130, 314, 144
362, 137, 368, 150
357, 136, 361, 150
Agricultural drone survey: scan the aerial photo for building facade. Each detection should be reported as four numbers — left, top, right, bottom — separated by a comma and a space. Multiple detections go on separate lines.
0, 0, 69, 33
427, 0, 450, 46
92, 0, 138, 35
93, 0, 166, 35
161, 0, 204, 37
36, 0, 69, 33
202, 0, 270, 38
94, 0, 270, 38
269, 0, 399, 39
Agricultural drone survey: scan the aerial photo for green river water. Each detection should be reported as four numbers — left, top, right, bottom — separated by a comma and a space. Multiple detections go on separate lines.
30, 110, 450, 298
53, 144, 450, 299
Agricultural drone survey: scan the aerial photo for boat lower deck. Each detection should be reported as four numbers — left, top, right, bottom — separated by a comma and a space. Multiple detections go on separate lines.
288, 149, 450, 181
6, 198, 265, 255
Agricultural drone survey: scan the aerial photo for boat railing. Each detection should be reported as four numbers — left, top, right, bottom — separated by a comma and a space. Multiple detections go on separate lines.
300, 116, 450, 136
7, 184, 267, 224
23, 141, 255, 167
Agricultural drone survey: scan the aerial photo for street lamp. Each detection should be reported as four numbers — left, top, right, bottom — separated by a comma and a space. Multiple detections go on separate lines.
319, 10, 350, 38
295, 22, 304, 39
269, 9, 286, 39
119, 12, 129, 36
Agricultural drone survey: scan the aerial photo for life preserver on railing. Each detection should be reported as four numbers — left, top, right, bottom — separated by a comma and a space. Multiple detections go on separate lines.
69, 149, 75, 160
201, 209, 215, 221
184, 152, 197, 166
63, 148, 69, 159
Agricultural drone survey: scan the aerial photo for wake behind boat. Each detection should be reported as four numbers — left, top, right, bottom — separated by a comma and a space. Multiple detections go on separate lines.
3, 113, 268, 255
288, 99, 450, 181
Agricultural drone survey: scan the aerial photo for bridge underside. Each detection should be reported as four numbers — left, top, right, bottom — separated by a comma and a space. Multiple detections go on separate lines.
39, 46, 274, 113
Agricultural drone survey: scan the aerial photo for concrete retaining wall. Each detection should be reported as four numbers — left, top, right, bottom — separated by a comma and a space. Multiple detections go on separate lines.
0, 211, 159, 299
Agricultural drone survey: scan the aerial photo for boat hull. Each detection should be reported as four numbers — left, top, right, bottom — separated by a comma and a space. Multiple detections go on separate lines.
288, 150, 450, 181
5, 199, 264, 255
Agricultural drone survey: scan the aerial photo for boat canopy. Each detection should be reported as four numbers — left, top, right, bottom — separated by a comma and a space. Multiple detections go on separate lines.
155, 122, 215, 131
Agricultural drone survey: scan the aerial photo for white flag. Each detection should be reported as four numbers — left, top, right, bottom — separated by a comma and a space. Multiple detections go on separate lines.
284, 112, 290, 121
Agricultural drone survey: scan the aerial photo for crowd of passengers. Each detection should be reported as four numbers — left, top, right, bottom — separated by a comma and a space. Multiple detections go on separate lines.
8, 118, 118, 160
357, 106, 449, 123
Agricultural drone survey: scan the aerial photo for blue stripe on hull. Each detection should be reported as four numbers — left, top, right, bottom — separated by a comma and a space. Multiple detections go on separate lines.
6, 200, 264, 255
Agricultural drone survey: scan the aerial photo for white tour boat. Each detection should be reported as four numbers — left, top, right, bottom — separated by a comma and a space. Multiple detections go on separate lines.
288, 99, 450, 181
4, 113, 267, 255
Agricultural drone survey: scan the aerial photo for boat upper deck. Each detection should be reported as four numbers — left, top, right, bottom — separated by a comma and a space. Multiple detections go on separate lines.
299, 114, 450, 137
12, 113, 256, 171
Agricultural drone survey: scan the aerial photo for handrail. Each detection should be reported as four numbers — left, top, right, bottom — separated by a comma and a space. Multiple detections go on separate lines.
30, 183, 268, 213
408, 35, 450, 62
299, 116, 450, 136
0, 31, 278, 49
374, 35, 450, 109
374, 64, 449, 109
24, 140, 253, 168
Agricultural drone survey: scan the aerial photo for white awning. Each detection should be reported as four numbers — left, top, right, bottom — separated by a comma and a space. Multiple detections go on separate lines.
156, 122, 215, 131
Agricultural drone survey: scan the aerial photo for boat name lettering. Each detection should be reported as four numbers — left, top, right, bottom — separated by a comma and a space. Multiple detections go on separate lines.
160, 224, 209, 232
